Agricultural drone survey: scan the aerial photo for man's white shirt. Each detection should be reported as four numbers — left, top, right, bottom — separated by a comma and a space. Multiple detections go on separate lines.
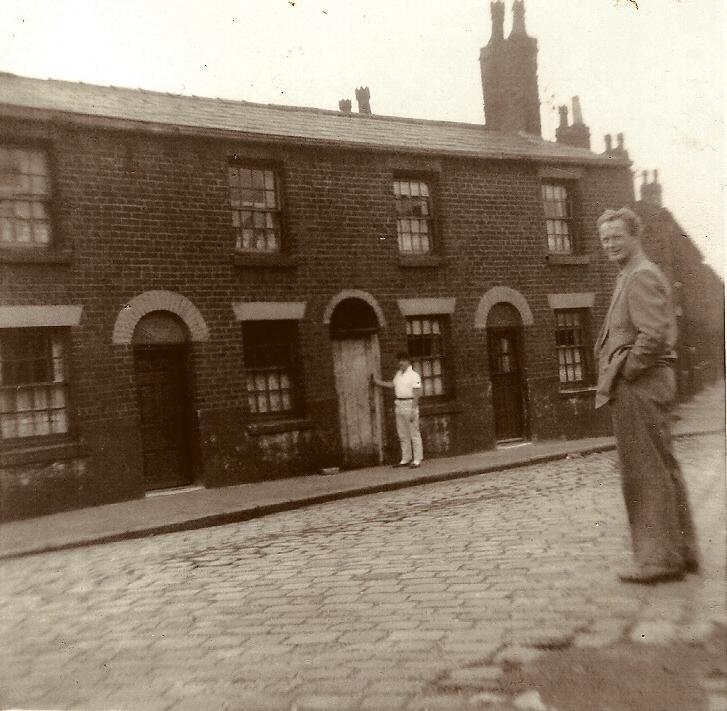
393, 366, 422, 399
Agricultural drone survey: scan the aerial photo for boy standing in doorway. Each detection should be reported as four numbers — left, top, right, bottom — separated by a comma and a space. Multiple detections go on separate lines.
372, 351, 423, 468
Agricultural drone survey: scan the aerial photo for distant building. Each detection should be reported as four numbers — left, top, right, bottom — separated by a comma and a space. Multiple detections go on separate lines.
0, 1, 712, 522
633, 171, 724, 398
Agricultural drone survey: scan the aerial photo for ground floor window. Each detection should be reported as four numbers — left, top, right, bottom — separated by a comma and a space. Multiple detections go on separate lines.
406, 315, 449, 398
242, 321, 299, 415
554, 309, 592, 386
0, 328, 70, 439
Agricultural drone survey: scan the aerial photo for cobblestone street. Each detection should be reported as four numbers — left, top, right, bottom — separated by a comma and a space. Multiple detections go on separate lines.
1, 433, 725, 711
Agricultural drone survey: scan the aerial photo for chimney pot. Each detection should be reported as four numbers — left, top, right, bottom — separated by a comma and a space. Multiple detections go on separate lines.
604, 134, 612, 152
338, 99, 352, 114
571, 96, 584, 125
511, 0, 528, 36
558, 105, 568, 129
489, 1, 505, 42
355, 86, 371, 115
640, 167, 663, 208
617, 132, 624, 149
555, 100, 590, 149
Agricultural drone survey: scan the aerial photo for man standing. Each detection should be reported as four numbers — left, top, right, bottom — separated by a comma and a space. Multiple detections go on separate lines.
372, 351, 423, 468
595, 207, 699, 584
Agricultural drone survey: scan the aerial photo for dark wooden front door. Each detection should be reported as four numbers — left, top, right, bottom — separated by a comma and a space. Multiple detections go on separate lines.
134, 345, 194, 490
488, 328, 526, 441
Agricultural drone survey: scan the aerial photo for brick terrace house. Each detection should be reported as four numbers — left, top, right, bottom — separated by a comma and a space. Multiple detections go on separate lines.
0, 2, 639, 520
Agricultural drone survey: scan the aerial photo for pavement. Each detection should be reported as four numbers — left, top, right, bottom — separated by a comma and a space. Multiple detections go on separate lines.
1, 381, 724, 561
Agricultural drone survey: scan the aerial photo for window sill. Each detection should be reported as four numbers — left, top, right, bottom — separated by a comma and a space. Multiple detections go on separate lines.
0, 439, 85, 467
246, 417, 313, 436
398, 254, 443, 268
0, 247, 73, 265
420, 400, 463, 416
546, 253, 590, 265
232, 251, 297, 268
559, 386, 597, 398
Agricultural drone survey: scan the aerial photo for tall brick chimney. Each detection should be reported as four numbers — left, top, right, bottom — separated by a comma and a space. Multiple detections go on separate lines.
555, 96, 591, 150
480, 1, 541, 136
480, 3, 507, 133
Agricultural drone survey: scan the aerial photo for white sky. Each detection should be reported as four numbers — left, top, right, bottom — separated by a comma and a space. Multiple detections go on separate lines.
1, 0, 723, 273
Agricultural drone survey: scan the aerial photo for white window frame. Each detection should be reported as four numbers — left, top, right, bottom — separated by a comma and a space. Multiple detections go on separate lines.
0, 145, 52, 248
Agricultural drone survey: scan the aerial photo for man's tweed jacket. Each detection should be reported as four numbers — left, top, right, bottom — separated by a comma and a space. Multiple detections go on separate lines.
594, 251, 677, 409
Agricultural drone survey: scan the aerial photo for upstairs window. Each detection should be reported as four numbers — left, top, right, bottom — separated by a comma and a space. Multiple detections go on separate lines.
0, 328, 70, 440
0, 146, 51, 247
542, 182, 573, 254
554, 309, 592, 386
406, 316, 448, 398
228, 165, 282, 253
394, 178, 434, 255
242, 321, 299, 416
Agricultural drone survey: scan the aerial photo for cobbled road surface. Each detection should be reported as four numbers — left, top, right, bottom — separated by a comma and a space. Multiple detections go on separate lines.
1, 433, 724, 711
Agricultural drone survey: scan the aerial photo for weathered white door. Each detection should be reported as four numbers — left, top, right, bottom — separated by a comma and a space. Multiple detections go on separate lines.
332, 333, 384, 468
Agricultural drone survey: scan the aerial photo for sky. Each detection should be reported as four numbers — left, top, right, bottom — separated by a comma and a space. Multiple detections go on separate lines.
0, 0, 723, 273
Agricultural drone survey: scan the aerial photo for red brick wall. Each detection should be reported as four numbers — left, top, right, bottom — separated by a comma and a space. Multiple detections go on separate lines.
0, 117, 634, 519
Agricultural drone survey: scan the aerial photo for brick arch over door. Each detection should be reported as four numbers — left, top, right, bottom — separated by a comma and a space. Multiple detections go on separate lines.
474, 286, 535, 329
322, 290, 387, 328
112, 290, 210, 345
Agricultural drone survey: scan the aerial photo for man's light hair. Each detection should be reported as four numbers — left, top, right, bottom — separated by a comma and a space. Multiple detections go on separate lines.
596, 207, 643, 237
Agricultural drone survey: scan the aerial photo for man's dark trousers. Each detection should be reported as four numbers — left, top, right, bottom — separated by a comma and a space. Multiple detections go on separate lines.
610, 366, 698, 572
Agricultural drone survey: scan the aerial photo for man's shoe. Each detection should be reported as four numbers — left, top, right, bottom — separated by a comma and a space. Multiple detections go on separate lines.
684, 559, 700, 575
393, 461, 411, 468
409, 461, 421, 469
617, 566, 685, 585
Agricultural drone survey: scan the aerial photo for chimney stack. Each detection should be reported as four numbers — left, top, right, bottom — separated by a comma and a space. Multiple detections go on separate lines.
338, 99, 352, 114
640, 169, 663, 208
602, 131, 629, 160
479, 1, 541, 135
615, 133, 629, 159
555, 96, 590, 150
355, 86, 371, 115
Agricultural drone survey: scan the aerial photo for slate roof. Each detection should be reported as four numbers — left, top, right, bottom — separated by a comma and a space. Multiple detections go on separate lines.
0, 72, 622, 166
